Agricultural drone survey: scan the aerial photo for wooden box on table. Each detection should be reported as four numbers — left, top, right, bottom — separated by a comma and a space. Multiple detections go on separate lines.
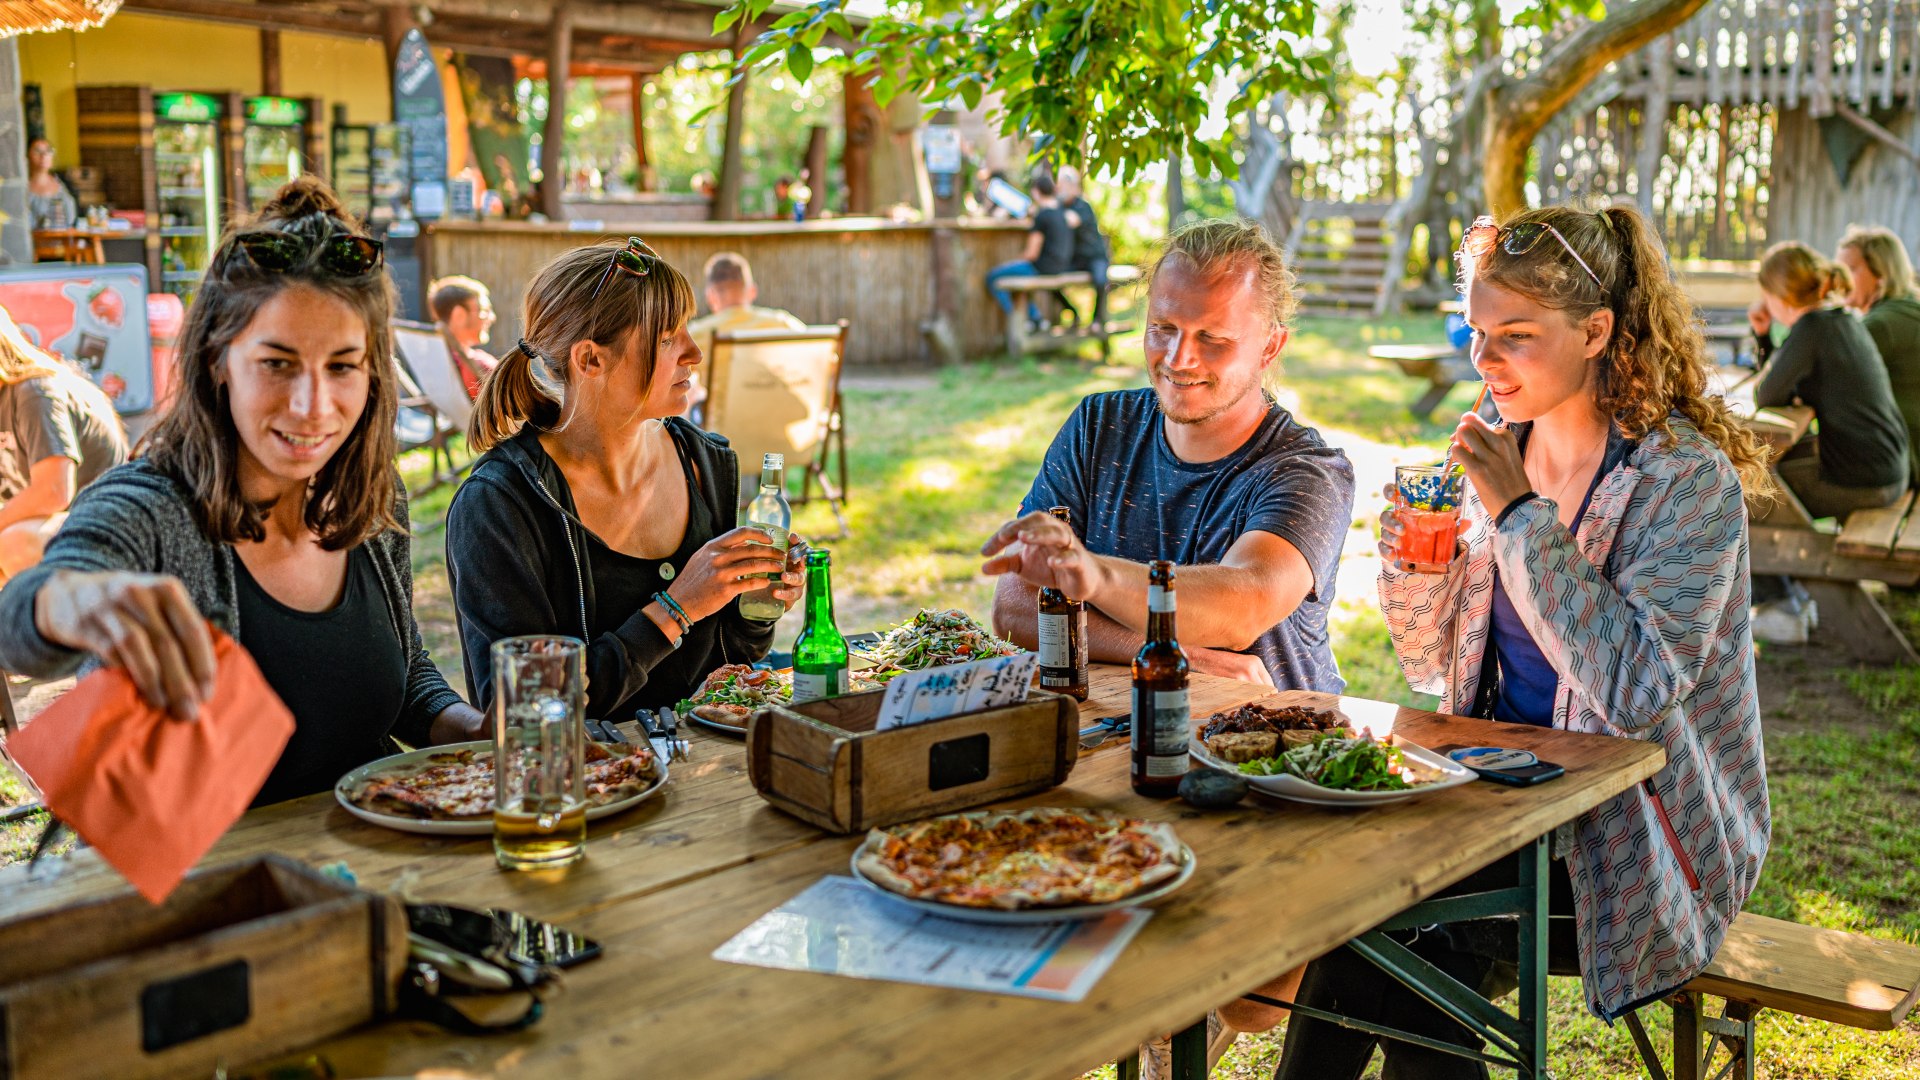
0, 855, 407, 1080
746, 690, 1082, 833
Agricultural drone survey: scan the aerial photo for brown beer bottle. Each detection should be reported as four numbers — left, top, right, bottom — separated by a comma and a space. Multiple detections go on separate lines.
1037, 506, 1090, 700
1131, 560, 1191, 796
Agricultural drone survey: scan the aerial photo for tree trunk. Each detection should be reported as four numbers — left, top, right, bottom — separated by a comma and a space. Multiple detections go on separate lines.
714, 46, 748, 221
1166, 154, 1185, 228
1482, 0, 1708, 217
539, 2, 573, 221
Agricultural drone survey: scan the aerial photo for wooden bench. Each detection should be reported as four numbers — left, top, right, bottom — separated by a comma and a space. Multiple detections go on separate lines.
997, 264, 1141, 359
1624, 912, 1920, 1080
1749, 485, 1920, 665
1368, 342, 1478, 419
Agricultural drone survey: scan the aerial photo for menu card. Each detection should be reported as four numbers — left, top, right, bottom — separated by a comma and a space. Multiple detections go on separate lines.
874, 652, 1037, 731
713, 876, 1149, 1002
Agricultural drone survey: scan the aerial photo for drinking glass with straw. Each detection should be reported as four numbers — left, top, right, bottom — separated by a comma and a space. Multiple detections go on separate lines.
1390, 384, 1489, 574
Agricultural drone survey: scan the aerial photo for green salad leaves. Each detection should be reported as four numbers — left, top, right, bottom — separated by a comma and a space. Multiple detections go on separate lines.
1237, 732, 1415, 792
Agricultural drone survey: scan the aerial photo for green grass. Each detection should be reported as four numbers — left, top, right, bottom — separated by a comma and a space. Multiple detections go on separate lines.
5, 316, 1917, 1076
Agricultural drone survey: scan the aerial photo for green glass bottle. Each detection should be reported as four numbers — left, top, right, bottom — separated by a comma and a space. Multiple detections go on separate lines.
790, 548, 849, 703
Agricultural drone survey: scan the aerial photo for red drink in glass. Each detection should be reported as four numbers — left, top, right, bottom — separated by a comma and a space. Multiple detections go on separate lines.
1392, 463, 1464, 573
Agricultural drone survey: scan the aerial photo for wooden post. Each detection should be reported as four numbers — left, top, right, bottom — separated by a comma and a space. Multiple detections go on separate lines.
1166, 154, 1186, 228
260, 29, 282, 97
804, 123, 828, 215
630, 71, 652, 191
381, 5, 414, 66
540, 2, 573, 221
1635, 35, 1672, 220
843, 71, 874, 215
714, 43, 748, 221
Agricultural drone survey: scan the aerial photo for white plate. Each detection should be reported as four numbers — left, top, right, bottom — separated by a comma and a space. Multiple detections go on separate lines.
333, 740, 670, 836
1189, 735, 1475, 807
847, 838, 1197, 924
682, 712, 749, 738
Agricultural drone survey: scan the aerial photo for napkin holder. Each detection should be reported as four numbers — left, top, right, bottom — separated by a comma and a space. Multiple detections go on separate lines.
0, 855, 406, 1080
746, 689, 1081, 833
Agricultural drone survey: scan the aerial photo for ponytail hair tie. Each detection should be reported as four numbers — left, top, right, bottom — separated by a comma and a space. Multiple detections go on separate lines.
518, 338, 539, 362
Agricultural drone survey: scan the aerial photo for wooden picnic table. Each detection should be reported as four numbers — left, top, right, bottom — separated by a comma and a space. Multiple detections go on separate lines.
0, 666, 1662, 1079
1713, 364, 1815, 457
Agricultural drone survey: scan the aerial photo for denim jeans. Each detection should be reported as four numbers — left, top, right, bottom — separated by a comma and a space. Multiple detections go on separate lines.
987, 259, 1042, 321
1080, 256, 1110, 323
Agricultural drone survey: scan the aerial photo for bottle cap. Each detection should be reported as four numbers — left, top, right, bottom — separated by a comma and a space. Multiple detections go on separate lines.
763, 453, 784, 468
806, 548, 831, 566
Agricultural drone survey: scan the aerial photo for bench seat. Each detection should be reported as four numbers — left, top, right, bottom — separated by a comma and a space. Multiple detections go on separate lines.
992, 264, 1143, 292
1686, 912, 1920, 1030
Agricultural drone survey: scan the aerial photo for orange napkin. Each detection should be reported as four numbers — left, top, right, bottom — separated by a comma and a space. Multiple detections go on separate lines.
10, 630, 294, 903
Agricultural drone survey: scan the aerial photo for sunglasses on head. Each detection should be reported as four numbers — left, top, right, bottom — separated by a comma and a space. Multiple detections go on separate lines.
590, 236, 660, 300
1459, 216, 1603, 291
233, 231, 384, 277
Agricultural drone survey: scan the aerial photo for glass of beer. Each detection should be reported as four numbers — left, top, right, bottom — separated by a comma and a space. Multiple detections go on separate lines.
1392, 463, 1466, 573
491, 636, 587, 871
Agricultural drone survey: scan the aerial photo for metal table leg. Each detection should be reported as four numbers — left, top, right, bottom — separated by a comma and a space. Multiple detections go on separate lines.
1244, 835, 1554, 1078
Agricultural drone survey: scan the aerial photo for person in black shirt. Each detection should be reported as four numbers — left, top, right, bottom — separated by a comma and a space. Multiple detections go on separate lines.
985, 174, 1077, 332
1058, 168, 1113, 330
447, 240, 804, 722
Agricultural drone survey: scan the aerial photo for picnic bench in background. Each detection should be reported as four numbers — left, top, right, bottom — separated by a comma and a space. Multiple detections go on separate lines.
1369, 342, 1477, 419
1626, 912, 1920, 1080
998, 264, 1142, 359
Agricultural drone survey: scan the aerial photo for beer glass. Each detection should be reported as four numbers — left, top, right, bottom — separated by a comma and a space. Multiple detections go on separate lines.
1392, 464, 1466, 573
492, 636, 587, 870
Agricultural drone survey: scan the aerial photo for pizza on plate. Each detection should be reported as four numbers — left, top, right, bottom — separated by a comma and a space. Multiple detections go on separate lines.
854, 807, 1187, 910
348, 741, 657, 821
676, 664, 792, 729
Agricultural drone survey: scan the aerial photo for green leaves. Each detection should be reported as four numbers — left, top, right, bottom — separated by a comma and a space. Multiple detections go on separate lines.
696, 0, 1565, 184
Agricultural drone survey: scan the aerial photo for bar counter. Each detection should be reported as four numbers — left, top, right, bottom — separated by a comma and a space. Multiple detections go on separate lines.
425, 217, 1029, 366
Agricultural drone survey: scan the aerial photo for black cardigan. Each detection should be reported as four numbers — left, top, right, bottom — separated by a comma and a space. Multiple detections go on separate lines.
445, 421, 776, 719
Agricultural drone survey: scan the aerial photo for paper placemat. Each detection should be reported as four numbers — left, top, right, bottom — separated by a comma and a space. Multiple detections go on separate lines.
713, 876, 1149, 1002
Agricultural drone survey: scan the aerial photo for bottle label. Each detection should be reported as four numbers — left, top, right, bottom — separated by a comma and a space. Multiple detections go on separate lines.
791, 669, 847, 703
1037, 612, 1070, 668
1145, 755, 1187, 778
1132, 686, 1191, 758
1149, 585, 1176, 613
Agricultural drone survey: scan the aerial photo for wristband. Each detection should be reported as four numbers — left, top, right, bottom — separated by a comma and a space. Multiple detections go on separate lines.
653, 592, 694, 636
1495, 491, 1539, 529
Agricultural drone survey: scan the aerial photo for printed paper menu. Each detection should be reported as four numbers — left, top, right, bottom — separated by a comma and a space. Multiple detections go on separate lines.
874, 652, 1038, 730
712, 876, 1150, 1002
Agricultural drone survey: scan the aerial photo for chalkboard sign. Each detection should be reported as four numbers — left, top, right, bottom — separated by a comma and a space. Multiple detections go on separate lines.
392, 28, 448, 221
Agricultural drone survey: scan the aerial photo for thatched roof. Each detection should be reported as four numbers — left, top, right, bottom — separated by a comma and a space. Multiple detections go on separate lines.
0, 0, 119, 36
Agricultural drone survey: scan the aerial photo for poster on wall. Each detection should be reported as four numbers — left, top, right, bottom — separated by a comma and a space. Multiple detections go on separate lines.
394, 28, 450, 221
0, 264, 156, 415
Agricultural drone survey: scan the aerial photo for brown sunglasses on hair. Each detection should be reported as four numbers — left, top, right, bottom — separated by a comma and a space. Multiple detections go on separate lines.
590, 236, 661, 300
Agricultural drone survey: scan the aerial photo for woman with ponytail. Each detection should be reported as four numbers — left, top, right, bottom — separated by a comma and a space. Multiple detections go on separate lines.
446, 240, 800, 722
0, 177, 484, 806
1280, 205, 1772, 1077
1749, 240, 1909, 517
1836, 226, 1920, 485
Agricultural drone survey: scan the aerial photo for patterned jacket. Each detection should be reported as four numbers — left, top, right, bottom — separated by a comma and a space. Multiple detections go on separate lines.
1378, 415, 1770, 1019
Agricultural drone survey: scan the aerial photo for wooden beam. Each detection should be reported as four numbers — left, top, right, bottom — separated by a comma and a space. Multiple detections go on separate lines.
118, 0, 381, 36
540, 0, 573, 220
1833, 100, 1920, 166
367, 0, 780, 47
713, 39, 747, 221
382, 4, 415, 64
631, 71, 651, 191
260, 28, 282, 96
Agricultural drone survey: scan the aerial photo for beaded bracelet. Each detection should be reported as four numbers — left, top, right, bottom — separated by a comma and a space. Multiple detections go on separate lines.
654, 591, 695, 636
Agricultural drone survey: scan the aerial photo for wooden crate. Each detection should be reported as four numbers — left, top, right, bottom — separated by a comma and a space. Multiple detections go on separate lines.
0, 855, 407, 1080
746, 690, 1082, 833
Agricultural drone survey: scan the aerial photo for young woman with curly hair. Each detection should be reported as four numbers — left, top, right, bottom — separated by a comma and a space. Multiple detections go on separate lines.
1277, 204, 1773, 1078
0, 177, 485, 806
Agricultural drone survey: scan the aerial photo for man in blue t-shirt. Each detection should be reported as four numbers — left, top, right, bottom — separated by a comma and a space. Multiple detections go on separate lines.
982, 218, 1355, 692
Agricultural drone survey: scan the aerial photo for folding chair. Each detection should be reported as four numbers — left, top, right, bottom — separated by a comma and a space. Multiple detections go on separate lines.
705, 321, 850, 539
391, 321, 474, 495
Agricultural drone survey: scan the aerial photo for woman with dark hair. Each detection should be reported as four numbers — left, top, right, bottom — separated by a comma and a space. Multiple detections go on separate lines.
1277, 205, 1772, 1078
446, 239, 800, 722
0, 177, 485, 806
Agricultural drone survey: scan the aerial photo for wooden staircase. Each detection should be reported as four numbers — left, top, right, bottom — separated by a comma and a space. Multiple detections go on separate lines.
1286, 200, 1400, 317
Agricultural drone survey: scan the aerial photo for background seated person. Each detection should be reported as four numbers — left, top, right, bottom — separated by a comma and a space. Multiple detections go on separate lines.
686, 252, 807, 423
1750, 241, 1909, 517
984, 174, 1078, 332
1837, 226, 1920, 486
983, 217, 1356, 693
428, 274, 499, 400
0, 305, 127, 580
26, 139, 76, 231
1057, 168, 1113, 332
0, 178, 484, 807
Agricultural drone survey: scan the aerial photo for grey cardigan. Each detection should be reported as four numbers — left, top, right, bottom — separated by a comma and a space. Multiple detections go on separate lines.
0, 459, 463, 744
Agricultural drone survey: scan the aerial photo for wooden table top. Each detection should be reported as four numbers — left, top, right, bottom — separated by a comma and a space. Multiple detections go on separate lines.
0, 667, 1665, 1079
1715, 365, 1814, 456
